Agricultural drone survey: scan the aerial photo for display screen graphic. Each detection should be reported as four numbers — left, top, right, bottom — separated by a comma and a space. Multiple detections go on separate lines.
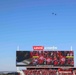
16, 51, 74, 67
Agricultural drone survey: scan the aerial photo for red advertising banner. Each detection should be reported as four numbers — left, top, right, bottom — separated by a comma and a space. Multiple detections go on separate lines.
33, 46, 44, 50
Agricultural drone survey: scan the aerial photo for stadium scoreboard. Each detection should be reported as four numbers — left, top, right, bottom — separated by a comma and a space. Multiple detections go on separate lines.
16, 51, 74, 67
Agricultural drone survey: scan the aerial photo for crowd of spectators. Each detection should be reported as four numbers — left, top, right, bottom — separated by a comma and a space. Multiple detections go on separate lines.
23, 69, 57, 75
23, 68, 74, 75
30, 51, 74, 66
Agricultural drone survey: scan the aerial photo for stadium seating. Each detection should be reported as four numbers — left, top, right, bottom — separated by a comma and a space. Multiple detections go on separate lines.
23, 69, 74, 75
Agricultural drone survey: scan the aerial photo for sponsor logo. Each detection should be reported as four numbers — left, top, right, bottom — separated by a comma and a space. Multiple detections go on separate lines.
33, 46, 44, 50
33, 46, 57, 50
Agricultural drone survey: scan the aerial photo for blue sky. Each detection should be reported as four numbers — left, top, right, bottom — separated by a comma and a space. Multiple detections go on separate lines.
0, 0, 76, 71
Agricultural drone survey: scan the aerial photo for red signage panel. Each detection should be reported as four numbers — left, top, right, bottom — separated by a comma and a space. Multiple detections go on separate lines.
33, 46, 44, 50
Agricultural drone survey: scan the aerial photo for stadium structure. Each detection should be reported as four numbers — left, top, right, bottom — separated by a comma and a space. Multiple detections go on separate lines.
16, 46, 76, 75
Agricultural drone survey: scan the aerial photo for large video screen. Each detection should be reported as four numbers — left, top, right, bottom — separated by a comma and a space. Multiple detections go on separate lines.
16, 51, 74, 67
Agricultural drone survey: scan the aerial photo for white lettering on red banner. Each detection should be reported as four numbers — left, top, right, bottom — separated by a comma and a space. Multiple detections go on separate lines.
33, 46, 44, 50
